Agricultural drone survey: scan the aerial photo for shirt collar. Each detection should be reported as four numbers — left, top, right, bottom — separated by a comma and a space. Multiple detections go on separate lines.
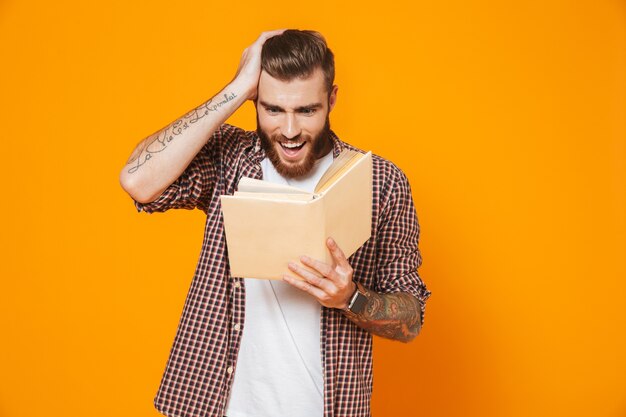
329, 129, 345, 158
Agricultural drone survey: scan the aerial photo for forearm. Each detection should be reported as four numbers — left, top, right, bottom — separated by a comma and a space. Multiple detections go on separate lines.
343, 284, 423, 343
119, 81, 247, 203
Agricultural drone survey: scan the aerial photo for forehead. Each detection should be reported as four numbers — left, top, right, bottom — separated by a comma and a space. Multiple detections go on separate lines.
257, 68, 327, 108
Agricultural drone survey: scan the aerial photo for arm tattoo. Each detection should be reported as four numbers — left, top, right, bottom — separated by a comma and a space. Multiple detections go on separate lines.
344, 285, 423, 343
126, 92, 237, 174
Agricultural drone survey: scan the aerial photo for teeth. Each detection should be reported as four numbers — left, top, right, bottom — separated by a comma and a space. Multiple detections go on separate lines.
282, 142, 304, 149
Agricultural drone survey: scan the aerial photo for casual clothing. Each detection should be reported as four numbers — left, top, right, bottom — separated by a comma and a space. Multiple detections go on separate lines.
134, 124, 431, 417
225, 152, 334, 417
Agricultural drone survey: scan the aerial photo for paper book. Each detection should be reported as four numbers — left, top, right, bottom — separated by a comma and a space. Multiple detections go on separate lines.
220, 150, 373, 279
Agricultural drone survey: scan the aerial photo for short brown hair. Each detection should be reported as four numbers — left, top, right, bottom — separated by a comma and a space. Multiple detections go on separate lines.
261, 29, 335, 92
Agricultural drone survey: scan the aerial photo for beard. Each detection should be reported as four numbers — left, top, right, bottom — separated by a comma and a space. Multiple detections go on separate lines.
257, 116, 332, 179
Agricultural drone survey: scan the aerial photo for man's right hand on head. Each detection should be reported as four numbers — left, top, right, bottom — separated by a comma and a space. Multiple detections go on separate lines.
232, 29, 286, 102
120, 29, 286, 204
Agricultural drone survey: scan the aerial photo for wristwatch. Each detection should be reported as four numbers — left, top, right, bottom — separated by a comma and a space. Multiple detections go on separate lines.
346, 282, 368, 314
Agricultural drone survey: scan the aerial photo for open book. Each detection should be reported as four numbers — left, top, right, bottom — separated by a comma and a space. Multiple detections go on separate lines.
220, 150, 373, 279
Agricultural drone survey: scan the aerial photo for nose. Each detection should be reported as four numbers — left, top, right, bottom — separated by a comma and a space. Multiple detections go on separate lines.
280, 112, 301, 140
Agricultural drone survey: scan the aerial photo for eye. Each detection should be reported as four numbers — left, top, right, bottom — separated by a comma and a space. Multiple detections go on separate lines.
266, 107, 281, 115
299, 108, 316, 116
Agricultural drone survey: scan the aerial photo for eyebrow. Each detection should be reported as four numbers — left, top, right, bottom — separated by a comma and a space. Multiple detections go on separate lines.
259, 101, 324, 112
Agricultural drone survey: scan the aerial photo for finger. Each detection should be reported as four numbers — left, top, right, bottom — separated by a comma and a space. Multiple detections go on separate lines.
300, 255, 335, 279
288, 262, 336, 294
300, 255, 345, 286
257, 29, 287, 44
262, 29, 287, 37
326, 237, 351, 269
283, 274, 327, 300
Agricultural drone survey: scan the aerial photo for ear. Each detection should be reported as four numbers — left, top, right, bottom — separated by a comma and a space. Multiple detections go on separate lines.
328, 85, 338, 112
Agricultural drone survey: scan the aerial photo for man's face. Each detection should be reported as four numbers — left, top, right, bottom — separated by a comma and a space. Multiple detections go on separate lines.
256, 68, 338, 178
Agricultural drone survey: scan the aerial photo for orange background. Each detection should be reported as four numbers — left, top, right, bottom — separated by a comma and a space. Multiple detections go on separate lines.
1, 1, 624, 416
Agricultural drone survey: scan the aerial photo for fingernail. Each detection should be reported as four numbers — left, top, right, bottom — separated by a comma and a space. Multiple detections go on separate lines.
288, 262, 297, 270
300, 256, 309, 263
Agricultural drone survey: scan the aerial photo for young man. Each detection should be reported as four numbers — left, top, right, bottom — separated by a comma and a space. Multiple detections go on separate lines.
120, 29, 431, 417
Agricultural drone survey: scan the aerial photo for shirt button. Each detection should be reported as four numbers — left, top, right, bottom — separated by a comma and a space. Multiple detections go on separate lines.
233, 281, 241, 288
234, 323, 241, 331
227, 366, 234, 375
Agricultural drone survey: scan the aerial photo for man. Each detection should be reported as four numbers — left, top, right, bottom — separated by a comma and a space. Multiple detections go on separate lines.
120, 29, 431, 417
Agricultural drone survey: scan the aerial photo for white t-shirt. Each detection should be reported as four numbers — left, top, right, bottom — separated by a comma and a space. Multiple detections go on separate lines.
225, 151, 335, 417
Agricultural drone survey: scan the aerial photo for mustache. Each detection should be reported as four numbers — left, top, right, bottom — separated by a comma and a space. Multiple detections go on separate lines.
270, 133, 309, 143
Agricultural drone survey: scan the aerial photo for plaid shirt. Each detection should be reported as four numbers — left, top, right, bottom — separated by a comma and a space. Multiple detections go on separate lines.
134, 124, 431, 417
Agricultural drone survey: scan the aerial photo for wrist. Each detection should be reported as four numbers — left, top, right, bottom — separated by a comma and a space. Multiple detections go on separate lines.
228, 77, 257, 102
341, 281, 358, 311
342, 282, 369, 315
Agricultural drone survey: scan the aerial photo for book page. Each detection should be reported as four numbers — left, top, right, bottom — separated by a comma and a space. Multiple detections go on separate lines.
220, 196, 326, 279
233, 192, 314, 202
237, 177, 310, 194
321, 152, 373, 258
315, 150, 364, 194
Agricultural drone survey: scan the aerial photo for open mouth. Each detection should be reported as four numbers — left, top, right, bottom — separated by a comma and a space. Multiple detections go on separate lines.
279, 141, 306, 159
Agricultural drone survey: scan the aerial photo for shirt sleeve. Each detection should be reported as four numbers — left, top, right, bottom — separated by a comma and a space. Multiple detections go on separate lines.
132, 127, 224, 214
374, 166, 431, 325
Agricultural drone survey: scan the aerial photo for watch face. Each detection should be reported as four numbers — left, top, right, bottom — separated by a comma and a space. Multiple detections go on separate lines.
350, 292, 368, 314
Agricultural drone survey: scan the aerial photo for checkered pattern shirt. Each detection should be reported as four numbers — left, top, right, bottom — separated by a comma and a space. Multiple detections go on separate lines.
133, 124, 431, 417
